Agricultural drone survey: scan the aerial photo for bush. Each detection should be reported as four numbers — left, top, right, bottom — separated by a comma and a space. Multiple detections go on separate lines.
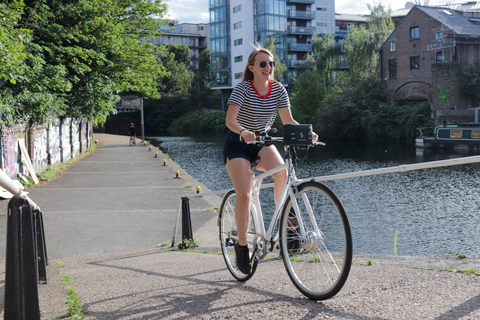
168, 110, 226, 135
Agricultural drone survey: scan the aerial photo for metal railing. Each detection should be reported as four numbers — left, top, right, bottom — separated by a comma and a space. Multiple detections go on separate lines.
1, 169, 47, 320
172, 155, 480, 247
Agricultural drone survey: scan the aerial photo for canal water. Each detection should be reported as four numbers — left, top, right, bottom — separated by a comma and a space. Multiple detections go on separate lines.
150, 134, 480, 258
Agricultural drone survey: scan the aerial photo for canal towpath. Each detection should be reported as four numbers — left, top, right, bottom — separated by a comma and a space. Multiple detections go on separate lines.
0, 133, 479, 319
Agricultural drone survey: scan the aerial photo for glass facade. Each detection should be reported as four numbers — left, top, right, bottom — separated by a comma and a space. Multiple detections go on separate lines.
209, 0, 318, 90
254, 0, 287, 50
210, 0, 230, 86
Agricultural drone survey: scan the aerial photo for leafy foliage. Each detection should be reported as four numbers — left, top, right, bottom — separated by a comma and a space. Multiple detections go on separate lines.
168, 110, 226, 135
344, 2, 395, 82
288, 2, 431, 145
459, 63, 480, 105
1, 0, 169, 125
264, 37, 287, 82
437, 85, 448, 105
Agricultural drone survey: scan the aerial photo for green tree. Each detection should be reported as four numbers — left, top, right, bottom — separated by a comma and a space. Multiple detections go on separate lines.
459, 63, 480, 106
0, 0, 29, 85
189, 48, 221, 110
264, 37, 287, 82
343, 1, 394, 82
1, 0, 169, 125
160, 45, 194, 96
291, 34, 342, 122
144, 44, 195, 134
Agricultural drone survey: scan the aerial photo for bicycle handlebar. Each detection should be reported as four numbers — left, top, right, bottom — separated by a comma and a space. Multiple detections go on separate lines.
244, 135, 325, 147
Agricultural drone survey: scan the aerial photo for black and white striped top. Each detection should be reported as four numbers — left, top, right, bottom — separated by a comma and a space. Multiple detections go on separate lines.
228, 80, 290, 132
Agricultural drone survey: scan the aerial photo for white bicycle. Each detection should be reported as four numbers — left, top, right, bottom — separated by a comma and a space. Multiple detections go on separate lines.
218, 129, 353, 300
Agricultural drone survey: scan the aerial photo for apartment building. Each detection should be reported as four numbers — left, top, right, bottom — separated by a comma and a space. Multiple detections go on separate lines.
154, 21, 210, 69
210, 0, 335, 108
380, 5, 480, 125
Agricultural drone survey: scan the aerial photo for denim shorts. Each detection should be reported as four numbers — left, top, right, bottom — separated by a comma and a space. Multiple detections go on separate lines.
223, 131, 263, 165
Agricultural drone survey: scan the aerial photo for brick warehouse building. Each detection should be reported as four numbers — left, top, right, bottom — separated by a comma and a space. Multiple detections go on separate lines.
379, 5, 480, 125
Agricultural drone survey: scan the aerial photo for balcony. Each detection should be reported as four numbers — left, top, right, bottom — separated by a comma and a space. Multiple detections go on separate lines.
288, 26, 315, 35
288, 10, 315, 20
288, 59, 304, 68
287, 0, 315, 4
288, 43, 312, 52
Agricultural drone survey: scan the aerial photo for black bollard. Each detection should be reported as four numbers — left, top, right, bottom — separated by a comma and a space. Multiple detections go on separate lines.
180, 197, 193, 248
4, 197, 43, 320
35, 208, 48, 284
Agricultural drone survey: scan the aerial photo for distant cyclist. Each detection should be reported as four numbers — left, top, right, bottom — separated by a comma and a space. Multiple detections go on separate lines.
129, 123, 136, 146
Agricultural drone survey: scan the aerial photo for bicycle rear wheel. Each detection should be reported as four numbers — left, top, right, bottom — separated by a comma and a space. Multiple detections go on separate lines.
279, 181, 352, 300
218, 190, 258, 281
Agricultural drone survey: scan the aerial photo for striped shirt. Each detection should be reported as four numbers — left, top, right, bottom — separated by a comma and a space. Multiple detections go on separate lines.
228, 80, 290, 132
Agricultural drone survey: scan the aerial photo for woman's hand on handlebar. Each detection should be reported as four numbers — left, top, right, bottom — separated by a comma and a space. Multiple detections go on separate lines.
239, 129, 257, 143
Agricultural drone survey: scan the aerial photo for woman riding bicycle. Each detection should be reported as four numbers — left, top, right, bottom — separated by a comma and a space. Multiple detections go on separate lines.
223, 43, 317, 274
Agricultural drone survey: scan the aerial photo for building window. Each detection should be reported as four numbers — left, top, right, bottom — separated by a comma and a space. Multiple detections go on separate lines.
317, 7, 326, 11
234, 38, 243, 46
234, 21, 242, 30
317, 23, 327, 26
435, 32, 443, 42
234, 55, 243, 63
233, 4, 242, 13
189, 38, 194, 45
390, 40, 396, 51
389, 60, 397, 79
168, 36, 175, 43
410, 56, 420, 69
410, 27, 419, 39
235, 72, 243, 79
436, 51, 445, 62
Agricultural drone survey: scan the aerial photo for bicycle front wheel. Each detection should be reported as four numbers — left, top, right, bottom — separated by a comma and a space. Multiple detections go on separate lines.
279, 181, 352, 300
218, 190, 258, 281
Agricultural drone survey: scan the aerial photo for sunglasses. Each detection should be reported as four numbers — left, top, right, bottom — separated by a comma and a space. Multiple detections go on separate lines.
259, 61, 276, 68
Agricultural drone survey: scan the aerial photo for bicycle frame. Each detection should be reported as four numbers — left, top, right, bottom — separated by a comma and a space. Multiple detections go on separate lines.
248, 146, 313, 259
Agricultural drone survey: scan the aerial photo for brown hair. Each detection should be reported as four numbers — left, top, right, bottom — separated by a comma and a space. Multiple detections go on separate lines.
243, 43, 274, 81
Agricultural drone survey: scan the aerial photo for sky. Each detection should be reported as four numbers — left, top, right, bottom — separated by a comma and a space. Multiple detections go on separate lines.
165, 0, 452, 24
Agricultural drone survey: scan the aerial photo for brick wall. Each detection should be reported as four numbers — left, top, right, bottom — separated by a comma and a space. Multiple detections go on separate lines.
380, 6, 479, 124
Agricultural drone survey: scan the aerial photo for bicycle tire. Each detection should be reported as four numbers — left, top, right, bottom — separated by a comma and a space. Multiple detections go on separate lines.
218, 190, 258, 281
279, 181, 352, 300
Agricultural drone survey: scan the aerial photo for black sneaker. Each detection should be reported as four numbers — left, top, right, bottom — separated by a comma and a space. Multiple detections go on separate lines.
234, 243, 251, 274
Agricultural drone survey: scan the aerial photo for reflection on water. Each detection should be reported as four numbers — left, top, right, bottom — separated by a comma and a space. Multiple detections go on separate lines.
150, 135, 480, 258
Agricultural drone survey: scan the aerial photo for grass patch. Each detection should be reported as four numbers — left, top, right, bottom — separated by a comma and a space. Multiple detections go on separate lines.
59, 260, 86, 319
157, 241, 170, 247
438, 266, 480, 274
290, 257, 304, 262
360, 259, 373, 266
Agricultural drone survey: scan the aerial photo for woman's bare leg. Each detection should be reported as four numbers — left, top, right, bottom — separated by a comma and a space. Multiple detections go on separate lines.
256, 145, 287, 205
225, 157, 252, 246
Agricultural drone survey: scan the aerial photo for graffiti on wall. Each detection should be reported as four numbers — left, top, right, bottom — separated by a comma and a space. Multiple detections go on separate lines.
1, 118, 92, 178
3, 128, 19, 178
71, 119, 80, 157
33, 127, 49, 172
62, 118, 72, 161
50, 120, 61, 166
81, 119, 88, 152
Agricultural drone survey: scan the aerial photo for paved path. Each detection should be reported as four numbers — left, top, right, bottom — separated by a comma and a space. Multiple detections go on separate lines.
1, 133, 479, 319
